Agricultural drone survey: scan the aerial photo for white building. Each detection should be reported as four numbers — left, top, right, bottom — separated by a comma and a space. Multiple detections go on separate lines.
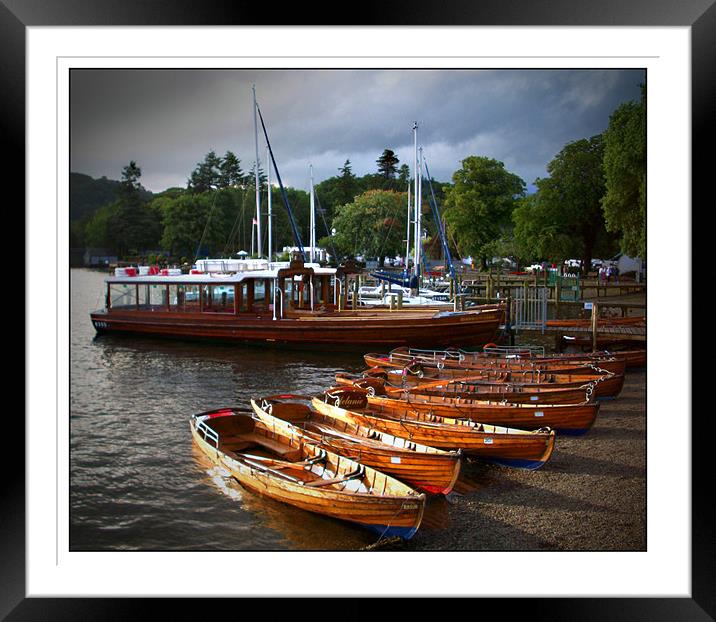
282, 246, 331, 262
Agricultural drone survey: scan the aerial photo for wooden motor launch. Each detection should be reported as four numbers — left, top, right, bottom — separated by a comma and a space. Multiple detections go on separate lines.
90, 256, 505, 349
360, 388, 599, 435
334, 373, 598, 405
250, 395, 461, 495
190, 407, 425, 539
313, 388, 556, 470
364, 348, 626, 376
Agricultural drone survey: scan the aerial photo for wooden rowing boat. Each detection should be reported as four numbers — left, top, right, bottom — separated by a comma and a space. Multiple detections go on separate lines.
387, 346, 629, 375
556, 348, 647, 369
370, 365, 625, 399
250, 395, 461, 495
365, 348, 626, 375
360, 390, 599, 435
334, 372, 597, 405
560, 335, 645, 352
190, 407, 425, 539
313, 388, 556, 470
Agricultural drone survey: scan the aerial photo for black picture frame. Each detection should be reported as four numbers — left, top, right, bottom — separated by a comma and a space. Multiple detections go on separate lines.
7, 1, 704, 618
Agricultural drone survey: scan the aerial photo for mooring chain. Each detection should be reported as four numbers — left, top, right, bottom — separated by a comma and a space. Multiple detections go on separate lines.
588, 362, 611, 376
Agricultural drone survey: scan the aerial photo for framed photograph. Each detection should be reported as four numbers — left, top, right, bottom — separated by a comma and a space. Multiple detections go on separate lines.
9, 0, 705, 616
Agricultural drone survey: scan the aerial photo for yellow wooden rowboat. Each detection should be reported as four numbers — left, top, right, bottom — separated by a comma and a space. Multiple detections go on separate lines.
251, 394, 461, 495
190, 407, 425, 539
312, 388, 556, 470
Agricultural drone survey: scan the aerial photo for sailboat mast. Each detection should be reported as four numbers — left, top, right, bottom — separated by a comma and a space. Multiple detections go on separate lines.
412, 122, 420, 279
309, 164, 316, 262
405, 183, 411, 271
267, 145, 272, 263
418, 146, 423, 277
252, 85, 262, 258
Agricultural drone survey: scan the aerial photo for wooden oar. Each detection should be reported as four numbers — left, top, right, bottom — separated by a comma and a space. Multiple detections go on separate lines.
241, 458, 305, 484
241, 452, 325, 470
305, 466, 366, 488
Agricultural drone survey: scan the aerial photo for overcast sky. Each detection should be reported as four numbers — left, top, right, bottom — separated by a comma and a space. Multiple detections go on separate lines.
70, 68, 645, 194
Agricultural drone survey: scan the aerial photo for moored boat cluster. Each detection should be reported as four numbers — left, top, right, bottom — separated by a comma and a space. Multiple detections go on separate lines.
190, 346, 645, 542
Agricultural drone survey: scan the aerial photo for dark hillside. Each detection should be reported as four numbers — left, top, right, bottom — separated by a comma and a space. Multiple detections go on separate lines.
70, 172, 153, 222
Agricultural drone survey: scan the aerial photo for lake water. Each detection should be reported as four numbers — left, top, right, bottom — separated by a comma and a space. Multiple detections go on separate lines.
70, 268, 381, 550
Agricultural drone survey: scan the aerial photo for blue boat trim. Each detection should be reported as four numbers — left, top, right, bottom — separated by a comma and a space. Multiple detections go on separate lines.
358, 522, 419, 540
556, 427, 591, 436
484, 457, 547, 471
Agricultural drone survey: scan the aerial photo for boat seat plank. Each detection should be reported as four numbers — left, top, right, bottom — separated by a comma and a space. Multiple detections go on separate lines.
219, 437, 256, 451
240, 432, 302, 459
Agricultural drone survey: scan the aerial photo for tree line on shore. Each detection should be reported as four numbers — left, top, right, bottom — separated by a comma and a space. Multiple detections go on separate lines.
71, 84, 645, 273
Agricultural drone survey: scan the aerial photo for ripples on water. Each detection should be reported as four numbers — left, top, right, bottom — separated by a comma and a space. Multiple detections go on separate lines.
71, 268, 378, 551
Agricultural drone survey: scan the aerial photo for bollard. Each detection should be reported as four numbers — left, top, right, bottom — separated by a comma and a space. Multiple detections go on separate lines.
397, 290, 403, 309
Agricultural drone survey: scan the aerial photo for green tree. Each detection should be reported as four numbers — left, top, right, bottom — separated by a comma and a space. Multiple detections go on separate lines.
109, 161, 161, 255
442, 156, 525, 269
376, 149, 400, 180
337, 159, 359, 202
188, 150, 222, 192
512, 193, 577, 264
84, 202, 121, 249
397, 164, 411, 186
538, 135, 616, 271
313, 160, 361, 228
601, 84, 646, 258
330, 190, 407, 265
161, 190, 236, 258
218, 150, 245, 188
513, 136, 618, 271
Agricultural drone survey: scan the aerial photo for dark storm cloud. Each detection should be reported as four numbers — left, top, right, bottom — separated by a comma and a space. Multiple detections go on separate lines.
70, 68, 645, 193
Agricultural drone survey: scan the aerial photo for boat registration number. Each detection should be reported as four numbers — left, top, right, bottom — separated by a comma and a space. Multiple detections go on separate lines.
483, 437, 493, 444
530, 396, 538, 401
534, 411, 544, 417
391, 457, 402, 464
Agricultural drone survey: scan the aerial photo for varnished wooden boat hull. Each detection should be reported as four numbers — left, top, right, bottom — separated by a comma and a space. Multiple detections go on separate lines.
312, 394, 556, 470
91, 305, 503, 349
365, 351, 626, 375
375, 368, 625, 399
556, 348, 646, 369
365, 393, 599, 436
251, 397, 461, 495
190, 409, 425, 538
335, 373, 597, 405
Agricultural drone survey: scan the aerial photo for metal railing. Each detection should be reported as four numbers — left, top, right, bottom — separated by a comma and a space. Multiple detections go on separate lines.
483, 344, 546, 356
512, 286, 548, 333
196, 418, 220, 448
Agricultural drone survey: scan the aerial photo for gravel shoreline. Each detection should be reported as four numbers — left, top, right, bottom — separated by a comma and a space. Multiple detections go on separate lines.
382, 368, 646, 551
